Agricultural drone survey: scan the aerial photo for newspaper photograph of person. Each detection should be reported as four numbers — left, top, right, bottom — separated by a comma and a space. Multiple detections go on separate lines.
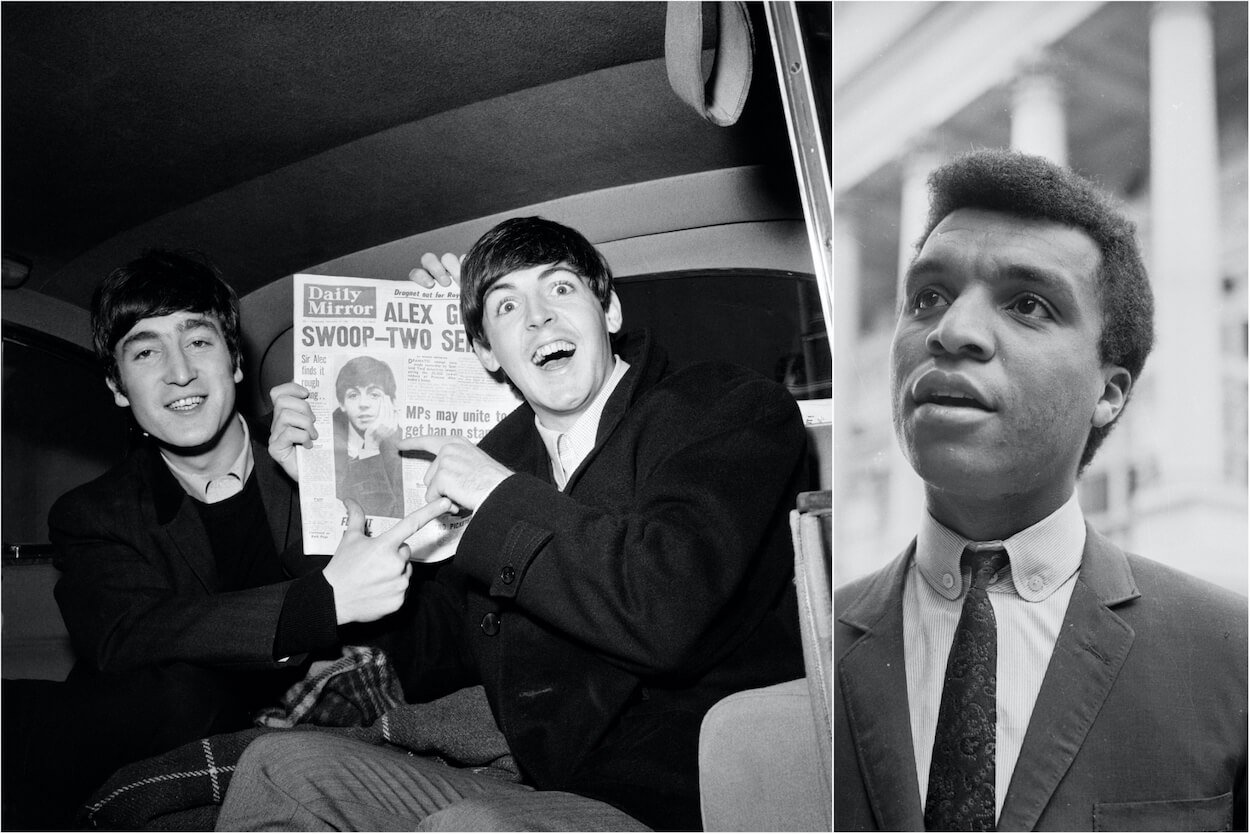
293, 273, 521, 559
331, 355, 404, 520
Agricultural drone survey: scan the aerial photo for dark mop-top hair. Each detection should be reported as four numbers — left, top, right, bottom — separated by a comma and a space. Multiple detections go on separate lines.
459, 216, 614, 349
92, 249, 241, 392
335, 356, 397, 404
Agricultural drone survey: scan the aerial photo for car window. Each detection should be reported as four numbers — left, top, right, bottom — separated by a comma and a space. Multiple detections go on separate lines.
2, 326, 131, 548
614, 269, 829, 400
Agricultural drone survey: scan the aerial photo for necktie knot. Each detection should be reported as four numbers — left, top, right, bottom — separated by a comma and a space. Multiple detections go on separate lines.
963, 545, 1009, 591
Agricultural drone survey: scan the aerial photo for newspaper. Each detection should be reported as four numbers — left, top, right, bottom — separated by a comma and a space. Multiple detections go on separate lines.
293, 274, 522, 560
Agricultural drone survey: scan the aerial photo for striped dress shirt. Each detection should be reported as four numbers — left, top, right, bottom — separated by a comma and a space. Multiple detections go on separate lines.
903, 493, 1085, 821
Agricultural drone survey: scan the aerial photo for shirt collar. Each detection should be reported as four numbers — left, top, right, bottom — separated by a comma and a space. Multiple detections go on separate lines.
916, 492, 1086, 602
346, 422, 366, 459
535, 356, 630, 486
160, 414, 254, 503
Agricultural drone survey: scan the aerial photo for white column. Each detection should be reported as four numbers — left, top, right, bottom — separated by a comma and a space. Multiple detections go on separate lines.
834, 208, 860, 496
1148, 1, 1222, 487
1139, 1, 1243, 590
1011, 58, 1068, 166
833, 209, 864, 581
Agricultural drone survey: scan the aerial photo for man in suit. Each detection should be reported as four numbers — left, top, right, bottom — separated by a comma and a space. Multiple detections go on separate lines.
2, 249, 451, 827
217, 216, 808, 831
835, 149, 1247, 831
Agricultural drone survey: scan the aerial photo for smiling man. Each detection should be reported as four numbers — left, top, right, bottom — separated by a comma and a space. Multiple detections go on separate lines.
835, 150, 1247, 831
222, 216, 809, 831
2, 249, 449, 827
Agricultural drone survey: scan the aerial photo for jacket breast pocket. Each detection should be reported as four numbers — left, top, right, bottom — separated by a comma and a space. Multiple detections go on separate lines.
1093, 792, 1233, 832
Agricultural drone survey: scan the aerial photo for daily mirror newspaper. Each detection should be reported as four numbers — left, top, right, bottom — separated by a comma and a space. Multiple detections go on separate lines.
293, 274, 522, 560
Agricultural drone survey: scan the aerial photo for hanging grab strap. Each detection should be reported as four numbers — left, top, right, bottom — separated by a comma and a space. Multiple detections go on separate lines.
665, 1, 755, 127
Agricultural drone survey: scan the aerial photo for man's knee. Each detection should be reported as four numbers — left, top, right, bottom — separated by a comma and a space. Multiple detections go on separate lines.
231, 731, 366, 799
234, 732, 312, 785
219, 733, 340, 832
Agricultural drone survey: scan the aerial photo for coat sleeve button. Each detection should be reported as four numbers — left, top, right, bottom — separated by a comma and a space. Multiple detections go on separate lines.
500, 565, 516, 585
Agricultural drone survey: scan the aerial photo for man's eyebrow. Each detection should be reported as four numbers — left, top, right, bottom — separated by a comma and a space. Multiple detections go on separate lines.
903, 256, 1081, 304
1000, 264, 1080, 307
116, 329, 159, 355
177, 316, 221, 334
483, 281, 515, 300
901, 256, 946, 287
116, 316, 220, 355
537, 264, 578, 281
484, 265, 579, 298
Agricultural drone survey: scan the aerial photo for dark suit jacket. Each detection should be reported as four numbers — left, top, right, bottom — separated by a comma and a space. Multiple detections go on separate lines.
834, 526, 1248, 831
390, 330, 808, 829
50, 425, 313, 675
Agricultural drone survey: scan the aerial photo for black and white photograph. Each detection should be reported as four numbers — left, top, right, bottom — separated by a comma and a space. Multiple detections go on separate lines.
834, 2, 1247, 831
0, 3, 831, 832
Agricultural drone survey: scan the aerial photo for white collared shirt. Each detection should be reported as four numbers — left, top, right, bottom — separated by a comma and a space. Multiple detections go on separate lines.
345, 423, 378, 460
160, 414, 254, 503
903, 493, 1085, 821
534, 357, 630, 490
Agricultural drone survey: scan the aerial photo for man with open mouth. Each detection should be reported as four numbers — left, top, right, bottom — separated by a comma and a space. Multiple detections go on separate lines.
227, 216, 809, 831
835, 149, 1247, 831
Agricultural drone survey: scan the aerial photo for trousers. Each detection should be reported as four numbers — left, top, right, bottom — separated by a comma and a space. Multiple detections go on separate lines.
215, 731, 652, 831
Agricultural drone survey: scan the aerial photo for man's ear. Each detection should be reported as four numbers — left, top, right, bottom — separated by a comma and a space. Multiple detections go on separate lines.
605, 291, 623, 334
106, 377, 130, 409
473, 340, 501, 373
1092, 366, 1132, 428
234, 367, 244, 385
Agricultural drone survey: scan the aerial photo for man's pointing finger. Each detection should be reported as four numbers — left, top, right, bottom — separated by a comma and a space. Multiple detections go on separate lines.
379, 497, 455, 547
342, 499, 365, 534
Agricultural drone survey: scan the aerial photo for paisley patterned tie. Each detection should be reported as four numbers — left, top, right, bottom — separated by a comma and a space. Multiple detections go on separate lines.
924, 544, 1010, 832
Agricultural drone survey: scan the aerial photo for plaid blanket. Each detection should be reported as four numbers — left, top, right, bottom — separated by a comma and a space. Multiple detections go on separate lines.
255, 643, 406, 728
82, 646, 519, 830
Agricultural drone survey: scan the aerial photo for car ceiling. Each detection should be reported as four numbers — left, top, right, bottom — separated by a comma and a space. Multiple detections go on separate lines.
3, 2, 802, 313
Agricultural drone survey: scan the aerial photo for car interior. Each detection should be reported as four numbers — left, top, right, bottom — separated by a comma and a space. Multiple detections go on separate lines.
2, 2, 831, 829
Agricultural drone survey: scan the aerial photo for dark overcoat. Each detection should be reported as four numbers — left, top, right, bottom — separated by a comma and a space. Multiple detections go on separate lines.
392, 330, 809, 830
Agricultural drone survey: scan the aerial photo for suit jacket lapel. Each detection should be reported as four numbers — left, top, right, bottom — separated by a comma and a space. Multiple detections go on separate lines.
998, 526, 1140, 831
567, 330, 661, 492
142, 443, 217, 592
838, 546, 926, 830
252, 440, 299, 553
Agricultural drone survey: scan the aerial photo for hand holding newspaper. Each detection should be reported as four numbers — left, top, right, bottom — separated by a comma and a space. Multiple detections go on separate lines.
293, 274, 522, 560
